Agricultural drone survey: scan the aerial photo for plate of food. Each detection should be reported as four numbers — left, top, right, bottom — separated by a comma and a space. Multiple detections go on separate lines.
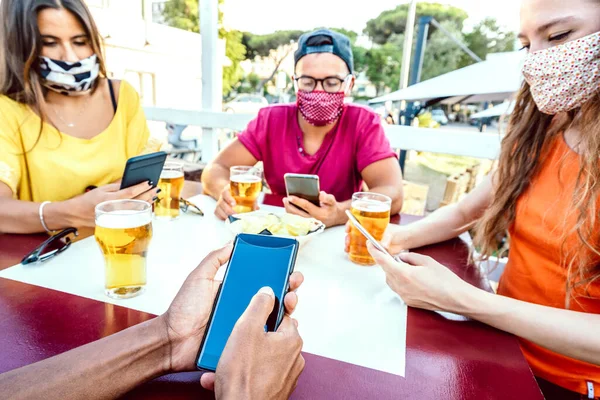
226, 211, 325, 246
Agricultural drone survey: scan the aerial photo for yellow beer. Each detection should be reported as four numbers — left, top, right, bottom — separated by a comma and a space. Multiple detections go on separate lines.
230, 166, 263, 214
95, 200, 153, 299
348, 193, 391, 266
156, 162, 185, 220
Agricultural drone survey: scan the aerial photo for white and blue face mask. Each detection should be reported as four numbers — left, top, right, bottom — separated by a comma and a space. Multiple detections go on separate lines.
39, 54, 100, 96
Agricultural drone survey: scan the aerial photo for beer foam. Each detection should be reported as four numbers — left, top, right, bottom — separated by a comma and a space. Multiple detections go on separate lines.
231, 174, 261, 183
160, 170, 184, 179
97, 211, 152, 229
352, 200, 390, 213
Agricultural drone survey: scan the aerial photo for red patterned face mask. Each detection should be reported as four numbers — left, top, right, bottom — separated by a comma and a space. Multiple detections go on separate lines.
297, 90, 345, 126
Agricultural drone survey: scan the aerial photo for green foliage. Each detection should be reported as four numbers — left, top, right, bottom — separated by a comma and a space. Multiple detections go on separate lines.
365, 2, 468, 45
364, 39, 404, 94
420, 21, 465, 81
359, 4, 515, 93
235, 72, 261, 94
162, 0, 246, 95
459, 17, 517, 68
242, 30, 305, 60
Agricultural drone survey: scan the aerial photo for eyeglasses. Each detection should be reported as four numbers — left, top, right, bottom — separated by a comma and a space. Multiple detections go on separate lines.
294, 74, 352, 93
21, 228, 78, 265
180, 198, 204, 216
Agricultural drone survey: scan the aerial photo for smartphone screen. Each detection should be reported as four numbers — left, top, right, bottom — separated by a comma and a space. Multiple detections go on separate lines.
196, 234, 299, 372
285, 174, 320, 207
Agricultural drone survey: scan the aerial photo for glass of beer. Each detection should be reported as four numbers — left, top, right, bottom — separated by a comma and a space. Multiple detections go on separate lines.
155, 161, 185, 220
348, 192, 392, 266
230, 166, 263, 214
95, 200, 153, 299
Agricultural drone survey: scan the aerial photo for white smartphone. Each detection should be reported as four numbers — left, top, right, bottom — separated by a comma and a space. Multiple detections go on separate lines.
284, 173, 320, 207
345, 210, 392, 257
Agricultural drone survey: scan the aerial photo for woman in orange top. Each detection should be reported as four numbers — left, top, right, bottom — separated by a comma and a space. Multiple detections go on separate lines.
356, 0, 600, 398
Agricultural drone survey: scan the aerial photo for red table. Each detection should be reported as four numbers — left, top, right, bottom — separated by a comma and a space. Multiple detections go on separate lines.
0, 183, 543, 399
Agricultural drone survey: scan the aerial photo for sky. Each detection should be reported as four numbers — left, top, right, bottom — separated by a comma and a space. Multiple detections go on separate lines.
222, 0, 522, 36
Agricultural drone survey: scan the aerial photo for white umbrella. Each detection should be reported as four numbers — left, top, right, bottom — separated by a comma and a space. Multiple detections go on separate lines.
369, 52, 525, 105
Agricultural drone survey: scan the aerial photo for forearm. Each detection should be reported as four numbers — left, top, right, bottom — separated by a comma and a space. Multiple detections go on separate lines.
0, 198, 75, 234
463, 289, 600, 365
202, 163, 230, 200
398, 203, 474, 249
0, 318, 170, 400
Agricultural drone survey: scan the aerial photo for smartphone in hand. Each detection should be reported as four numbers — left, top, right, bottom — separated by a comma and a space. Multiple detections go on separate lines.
285, 173, 320, 212
195, 234, 299, 372
120, 152, 167, 190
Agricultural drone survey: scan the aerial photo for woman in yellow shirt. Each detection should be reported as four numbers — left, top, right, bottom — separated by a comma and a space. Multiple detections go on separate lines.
0, 0, 158, 234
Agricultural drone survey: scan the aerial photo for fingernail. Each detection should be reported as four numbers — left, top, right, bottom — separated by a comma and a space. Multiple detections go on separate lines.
152, 196, 158, 202
148, 181, 153, 186
156, 188, 162, 194
258, 286, 274, 297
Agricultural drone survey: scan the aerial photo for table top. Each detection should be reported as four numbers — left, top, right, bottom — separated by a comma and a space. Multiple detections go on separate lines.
0, 182, 543, 399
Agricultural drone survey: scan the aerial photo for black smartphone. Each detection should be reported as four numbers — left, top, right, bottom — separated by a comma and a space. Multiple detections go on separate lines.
120, 152, 168, 190
195, 234, 299, 372
284, 173, 320, 210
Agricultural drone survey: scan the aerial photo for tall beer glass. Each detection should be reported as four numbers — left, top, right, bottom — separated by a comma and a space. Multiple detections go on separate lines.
348, 192, 391, 266
230, 166, 263, 214
95, 200, 153, 299
155, 161, 185, 220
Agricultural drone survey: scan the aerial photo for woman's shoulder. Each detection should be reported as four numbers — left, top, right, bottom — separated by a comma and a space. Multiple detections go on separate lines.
0, 94, 35, 138
0, 94, 31, 114
110, 79, 136, 102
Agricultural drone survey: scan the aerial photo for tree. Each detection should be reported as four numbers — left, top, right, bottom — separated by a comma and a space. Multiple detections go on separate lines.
162, 0, 246, 96
241, 30, 304, 91
364, 2, 468, 45
420, 21, 466, 81
460, 18, 516, 68
364, 39, 404, 95
361, 4, 516, 93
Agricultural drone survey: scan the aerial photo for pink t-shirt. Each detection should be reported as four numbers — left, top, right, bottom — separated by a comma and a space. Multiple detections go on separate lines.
237, 103, 397, 202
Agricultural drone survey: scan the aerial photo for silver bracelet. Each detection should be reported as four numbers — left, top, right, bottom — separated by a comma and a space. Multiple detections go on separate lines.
39, 201, 55, 234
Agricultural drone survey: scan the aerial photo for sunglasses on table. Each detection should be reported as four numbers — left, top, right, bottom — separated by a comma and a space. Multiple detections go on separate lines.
180, 198, 204, 216
21, 228, 78, 265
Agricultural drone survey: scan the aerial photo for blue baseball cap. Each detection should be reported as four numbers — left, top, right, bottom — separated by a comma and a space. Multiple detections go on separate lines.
294, 29, 354, 73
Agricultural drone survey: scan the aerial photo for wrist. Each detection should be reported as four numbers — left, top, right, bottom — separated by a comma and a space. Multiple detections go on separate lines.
335, 203, 350, 226
457, 285, 492, 318
218, 381, 251, 400
151, 316, 176, 375
393, 225, 413, 250
44, 200, 76, 230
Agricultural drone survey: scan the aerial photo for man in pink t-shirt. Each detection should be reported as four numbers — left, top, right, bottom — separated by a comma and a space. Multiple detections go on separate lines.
202, 29, 403, 227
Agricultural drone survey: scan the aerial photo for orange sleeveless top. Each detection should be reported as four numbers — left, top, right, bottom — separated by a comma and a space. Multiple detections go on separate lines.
498, 136, 600, 395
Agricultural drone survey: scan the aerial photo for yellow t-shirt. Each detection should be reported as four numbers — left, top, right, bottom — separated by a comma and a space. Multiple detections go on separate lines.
0, 81, 158, 202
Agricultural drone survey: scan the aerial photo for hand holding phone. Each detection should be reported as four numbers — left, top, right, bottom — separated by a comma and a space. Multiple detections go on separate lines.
200, 287, 305, 396
120, 151, 167, 190
196, 234, 299, 372
285, 173, 320, 208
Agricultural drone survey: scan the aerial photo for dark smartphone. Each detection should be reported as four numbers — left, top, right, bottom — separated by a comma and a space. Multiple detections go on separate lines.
285, 173, 320, 211
120, 152, 168, 190
196, 234, 299, 372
